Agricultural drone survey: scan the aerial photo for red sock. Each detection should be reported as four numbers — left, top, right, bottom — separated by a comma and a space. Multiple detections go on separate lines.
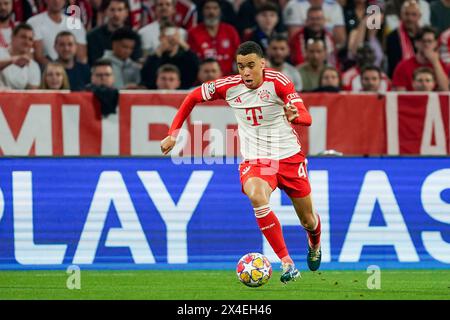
306, 214, 321, 248
254, 205, 289, 260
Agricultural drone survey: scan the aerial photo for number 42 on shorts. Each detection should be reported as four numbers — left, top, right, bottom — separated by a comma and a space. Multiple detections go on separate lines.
298, 162, 307, 178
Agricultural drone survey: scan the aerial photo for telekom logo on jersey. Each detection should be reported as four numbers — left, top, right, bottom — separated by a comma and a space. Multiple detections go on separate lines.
245, 107, 263, 126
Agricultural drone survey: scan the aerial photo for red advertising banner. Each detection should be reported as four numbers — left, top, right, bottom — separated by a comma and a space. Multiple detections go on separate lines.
0, 91, 448, 156
0, 92, 102, 156
386, 93, 450, 155
299, 93, 386, 155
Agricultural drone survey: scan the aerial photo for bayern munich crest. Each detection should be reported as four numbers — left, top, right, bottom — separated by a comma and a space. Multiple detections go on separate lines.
257, 89, 271, 102
207, 82, 216, 95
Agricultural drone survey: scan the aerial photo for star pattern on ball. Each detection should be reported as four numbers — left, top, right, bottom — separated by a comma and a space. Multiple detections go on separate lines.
242, 260, 256, 276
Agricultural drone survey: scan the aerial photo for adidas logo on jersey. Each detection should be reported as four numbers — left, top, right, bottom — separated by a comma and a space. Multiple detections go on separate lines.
242, 166, 251, 175
234, 97, 242, 104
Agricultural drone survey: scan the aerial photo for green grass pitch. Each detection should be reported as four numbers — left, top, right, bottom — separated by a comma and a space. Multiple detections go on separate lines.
0, 269, 449, 300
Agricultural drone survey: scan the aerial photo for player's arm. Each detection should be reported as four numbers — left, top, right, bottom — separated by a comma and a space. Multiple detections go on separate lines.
161, 81, 221, 154
160, 86, 203, 154
275, 78, 312, 126
284, 100, 310, 125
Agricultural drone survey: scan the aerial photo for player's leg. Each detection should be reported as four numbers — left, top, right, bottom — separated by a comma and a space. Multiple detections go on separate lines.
276, 152, 322, 271
243, 177, 291, 262
243, 177, 300, 283
290, 194, 322, 271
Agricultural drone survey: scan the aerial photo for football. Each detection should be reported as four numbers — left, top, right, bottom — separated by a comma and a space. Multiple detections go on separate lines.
236, 253, 272, 287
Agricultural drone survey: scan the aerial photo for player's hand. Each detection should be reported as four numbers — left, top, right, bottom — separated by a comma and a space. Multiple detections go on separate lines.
160, 135, 176, 155
284, 102, 299, 122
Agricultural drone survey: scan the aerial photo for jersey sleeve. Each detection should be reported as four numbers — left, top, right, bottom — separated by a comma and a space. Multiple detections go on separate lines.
168, 80, 225, 136
200, 79, 226, 101
274, 74, 312, 126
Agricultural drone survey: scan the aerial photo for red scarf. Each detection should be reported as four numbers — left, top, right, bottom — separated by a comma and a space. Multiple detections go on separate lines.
398, 22, 415, 60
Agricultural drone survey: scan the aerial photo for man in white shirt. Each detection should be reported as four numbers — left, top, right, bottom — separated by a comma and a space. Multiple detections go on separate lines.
266, 34, 303, 91
283, 0, 346, 48
0, 23, 40, 89
138, 0, 188, 57
27, 0, 86, 66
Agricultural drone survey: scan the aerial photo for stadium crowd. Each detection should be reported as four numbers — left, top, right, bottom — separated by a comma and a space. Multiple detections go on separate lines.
0, 0, 449, 93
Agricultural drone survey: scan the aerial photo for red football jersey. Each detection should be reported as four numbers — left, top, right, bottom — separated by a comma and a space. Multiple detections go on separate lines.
187, 22, 241, 76
392, 56, 449, 91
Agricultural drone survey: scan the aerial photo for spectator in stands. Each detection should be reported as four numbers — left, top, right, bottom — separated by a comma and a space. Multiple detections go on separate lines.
297, 38, 327, 91
412, 66, 436, 91
139, 0, 189, 57
283, 0, 346, 49
392, 26, 449, 91
88, 58, 115, 87
141, 20, 199, 89
195, 0, 237, 26
242, 2, 279, 52
430, 0, 450, 34
312, 65, 341, 92
144, 0, 197, 30
342, 43, 391, 92
54, 31, 91, 91
266, 34, 303, 91
188, 0, 240, 75
39, 61, 70, 89
360, 65, 383, 92
87, 0, 142, 65
347, 3, 385, 69
0, 23, 40, 89
237, 0, 285, 37
386, 0, 422, 77
289, 6, 338, 68
197, 57, 222, 83
0, 0, 15, 49
343, 0, 367, 35
27, 0, 86, 66
156, 63, 181, 89
102, 27, 141, 89
85, 59, 119, 117
385, 0, 430, 33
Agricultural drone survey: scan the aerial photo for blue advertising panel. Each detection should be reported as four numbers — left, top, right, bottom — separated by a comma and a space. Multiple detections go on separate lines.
0, 157, 449, 270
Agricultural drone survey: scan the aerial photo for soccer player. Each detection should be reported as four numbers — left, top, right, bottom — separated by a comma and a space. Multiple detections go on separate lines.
160, 41, 322, 283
